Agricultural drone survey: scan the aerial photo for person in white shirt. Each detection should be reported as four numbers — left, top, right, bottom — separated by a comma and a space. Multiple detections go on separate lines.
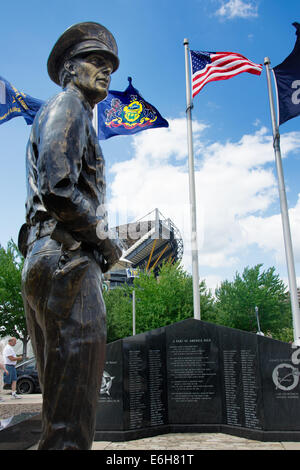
3, 337, 23, 399
0, 342, 8, 402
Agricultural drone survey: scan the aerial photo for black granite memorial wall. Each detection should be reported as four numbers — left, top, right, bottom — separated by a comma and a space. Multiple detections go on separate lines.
95, 318, 300, 441
166, 320, 222, 425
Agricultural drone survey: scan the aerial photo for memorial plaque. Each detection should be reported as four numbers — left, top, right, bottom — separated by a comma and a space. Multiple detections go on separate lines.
147, 328, 168, 427
95, 339, 124, 430
123, 334, 149, 430
166, 319, 222, 424
218, 326, 263, 430
259, 336, 300, 431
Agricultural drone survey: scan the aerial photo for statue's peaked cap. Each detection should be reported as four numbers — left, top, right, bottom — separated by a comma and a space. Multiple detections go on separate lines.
47, 21, 119, 85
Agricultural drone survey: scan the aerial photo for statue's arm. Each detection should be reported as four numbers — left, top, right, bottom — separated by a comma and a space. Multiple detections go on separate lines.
37, 96, 108, 249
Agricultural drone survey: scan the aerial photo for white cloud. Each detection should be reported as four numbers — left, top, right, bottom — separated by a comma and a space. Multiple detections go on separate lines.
203, 274, 224, 294
131, 117, 208, 162
241, 194, 300, 264
215, 0, 258, 19
108, 118, 300, 288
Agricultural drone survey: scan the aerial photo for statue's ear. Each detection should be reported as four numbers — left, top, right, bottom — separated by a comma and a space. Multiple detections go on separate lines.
64, 60, 76, 76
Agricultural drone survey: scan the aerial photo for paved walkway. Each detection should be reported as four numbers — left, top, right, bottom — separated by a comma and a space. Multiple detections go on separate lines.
90, 433, 300, 451
0, 391, 42, 419
1, 393, 300, 450
28, 433, 300, 450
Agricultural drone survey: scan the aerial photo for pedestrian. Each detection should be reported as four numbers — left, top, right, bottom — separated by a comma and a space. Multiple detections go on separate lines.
3, 337, 23, 399
0, 342, 8, 402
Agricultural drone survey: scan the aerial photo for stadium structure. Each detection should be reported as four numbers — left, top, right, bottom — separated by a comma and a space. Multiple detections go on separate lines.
104, 209, 184, 289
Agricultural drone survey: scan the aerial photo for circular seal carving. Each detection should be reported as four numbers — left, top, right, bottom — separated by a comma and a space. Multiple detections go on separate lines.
100, 370, 115, 396
272, 363, 300, 391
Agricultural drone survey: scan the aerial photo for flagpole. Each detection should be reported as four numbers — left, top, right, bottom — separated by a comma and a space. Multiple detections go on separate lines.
184, 38, 201, 320
264, 57, 300, 346
92, 103, 98, 134
132, 289, 136, 336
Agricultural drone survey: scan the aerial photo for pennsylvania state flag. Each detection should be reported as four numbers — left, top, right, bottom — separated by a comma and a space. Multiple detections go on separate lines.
273, 23, 300, 126
97, 77, 169, 140
0, 75, 43, 125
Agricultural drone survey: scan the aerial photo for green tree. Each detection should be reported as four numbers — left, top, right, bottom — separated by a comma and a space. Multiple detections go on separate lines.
0, 240, 29, 356
104, 286, 132, 342
134, 262, 215, 333
214, 264, 292, 339
104, 262, 215, 342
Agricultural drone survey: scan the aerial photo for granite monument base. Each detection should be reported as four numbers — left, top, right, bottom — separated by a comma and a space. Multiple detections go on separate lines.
95, 318, 300, 442
0, 412, 41, 450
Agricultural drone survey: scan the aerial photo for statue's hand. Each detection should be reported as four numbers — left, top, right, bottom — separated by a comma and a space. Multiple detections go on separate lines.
94, 238, 123, 273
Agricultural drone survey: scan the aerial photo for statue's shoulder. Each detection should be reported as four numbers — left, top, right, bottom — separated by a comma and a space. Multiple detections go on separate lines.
35, 89, 85, 127
45, 89, 84, 112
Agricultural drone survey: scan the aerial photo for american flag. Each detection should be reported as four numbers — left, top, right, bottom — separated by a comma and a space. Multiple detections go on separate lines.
190, 50, 262, 98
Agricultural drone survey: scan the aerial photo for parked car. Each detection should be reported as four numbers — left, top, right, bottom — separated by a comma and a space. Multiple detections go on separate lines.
16, 358, 41, 394
4, 357, 41, 394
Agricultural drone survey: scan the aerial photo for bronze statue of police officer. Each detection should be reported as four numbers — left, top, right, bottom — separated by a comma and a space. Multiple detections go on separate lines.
19, 22, 122, 450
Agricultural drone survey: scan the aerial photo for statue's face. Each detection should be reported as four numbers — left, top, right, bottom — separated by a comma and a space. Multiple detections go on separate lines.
69, 53, 113, 106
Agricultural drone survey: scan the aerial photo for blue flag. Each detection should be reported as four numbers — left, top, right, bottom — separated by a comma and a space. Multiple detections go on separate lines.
0, 75, 44, 125
273, 23, 300, 126
97, 77, 169, 140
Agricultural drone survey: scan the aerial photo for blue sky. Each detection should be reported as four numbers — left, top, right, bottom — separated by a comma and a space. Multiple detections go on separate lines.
1, 0, 300, 293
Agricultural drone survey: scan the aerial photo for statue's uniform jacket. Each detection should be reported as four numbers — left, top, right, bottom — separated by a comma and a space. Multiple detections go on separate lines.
21, 87, 119, 450
26, 86, 112, 254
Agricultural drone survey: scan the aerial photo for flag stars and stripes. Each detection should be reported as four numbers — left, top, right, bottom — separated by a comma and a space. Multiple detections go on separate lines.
191, 51, 212, 71
190, 50, 262, 98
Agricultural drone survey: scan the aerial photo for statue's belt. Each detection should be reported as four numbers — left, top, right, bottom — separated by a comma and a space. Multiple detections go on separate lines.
24, 221, 107, 273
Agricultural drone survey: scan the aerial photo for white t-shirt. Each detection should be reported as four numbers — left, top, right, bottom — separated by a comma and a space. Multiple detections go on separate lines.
3, 344, 17, 366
